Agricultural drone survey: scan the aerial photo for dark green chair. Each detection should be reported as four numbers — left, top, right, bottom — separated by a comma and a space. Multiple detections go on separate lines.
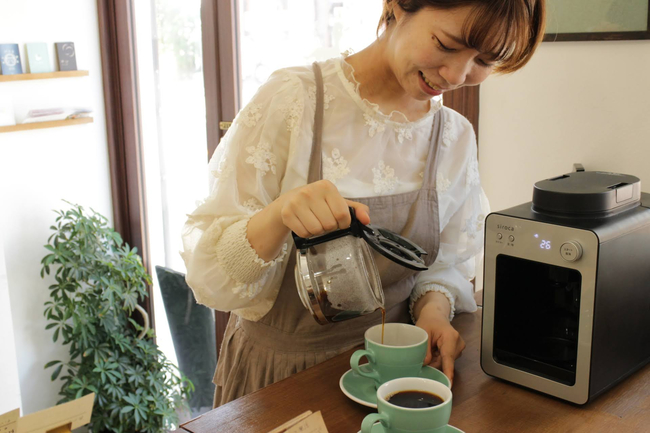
155, 266, 216, 413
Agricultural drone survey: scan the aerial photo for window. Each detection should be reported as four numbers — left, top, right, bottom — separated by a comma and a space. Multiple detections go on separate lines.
237, 0, 383, 107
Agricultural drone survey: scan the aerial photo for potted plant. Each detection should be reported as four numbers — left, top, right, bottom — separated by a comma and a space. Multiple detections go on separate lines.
41, 202, 193, 432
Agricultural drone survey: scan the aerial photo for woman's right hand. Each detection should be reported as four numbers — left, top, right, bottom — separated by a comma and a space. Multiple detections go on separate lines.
247, 180, 370, 262
278, 179, 370, 238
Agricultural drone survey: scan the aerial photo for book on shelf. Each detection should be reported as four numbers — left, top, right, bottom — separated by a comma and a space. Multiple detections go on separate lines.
55, 42, 77, 71
0, 43, 23, 75
23, 107, 92, 124
26, 42, 52, 73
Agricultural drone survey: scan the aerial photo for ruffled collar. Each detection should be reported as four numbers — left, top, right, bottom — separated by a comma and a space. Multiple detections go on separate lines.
334, 51, 442, 127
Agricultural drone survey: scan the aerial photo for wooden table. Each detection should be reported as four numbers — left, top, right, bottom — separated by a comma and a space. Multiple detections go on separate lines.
177, 305, 650, 432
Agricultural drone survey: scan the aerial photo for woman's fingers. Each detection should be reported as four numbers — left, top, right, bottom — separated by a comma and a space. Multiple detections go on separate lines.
280, 180, 373, 238
326, 194, 352, 229
439, 334, 465, 387
441, 353, 455, 386
429, 354, 442, 369
294, 205, 328, 237
310, 201, 339, 234
281, 180, 372, 237
280, 208, 312, 238
423, 327, 465, 388
346, 200, 371, 225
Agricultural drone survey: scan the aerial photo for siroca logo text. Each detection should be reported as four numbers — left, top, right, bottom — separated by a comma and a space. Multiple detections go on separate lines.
497, 224, 515, 232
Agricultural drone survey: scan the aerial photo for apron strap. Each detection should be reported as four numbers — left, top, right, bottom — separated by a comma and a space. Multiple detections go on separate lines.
308, 61, 325, 184
422, 104, 445, 190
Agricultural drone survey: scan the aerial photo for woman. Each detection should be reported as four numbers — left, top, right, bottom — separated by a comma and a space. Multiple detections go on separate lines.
182, 0, 545, 408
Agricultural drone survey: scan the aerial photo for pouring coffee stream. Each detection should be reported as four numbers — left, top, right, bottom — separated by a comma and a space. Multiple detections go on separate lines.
293, 207, 429, 342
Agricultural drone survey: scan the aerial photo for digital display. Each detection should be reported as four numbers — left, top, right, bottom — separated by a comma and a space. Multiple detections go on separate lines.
540, 240, 551, 250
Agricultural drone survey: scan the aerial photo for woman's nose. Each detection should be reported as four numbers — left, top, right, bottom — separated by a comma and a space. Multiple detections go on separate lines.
439, 60, 471, 87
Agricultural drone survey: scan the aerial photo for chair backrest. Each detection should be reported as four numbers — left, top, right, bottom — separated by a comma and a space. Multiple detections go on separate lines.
155, 265, 218, 410
154, 266, 230, 361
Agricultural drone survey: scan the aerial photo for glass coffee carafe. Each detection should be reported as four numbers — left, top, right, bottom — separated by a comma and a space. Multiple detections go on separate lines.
293, 208, 428, 325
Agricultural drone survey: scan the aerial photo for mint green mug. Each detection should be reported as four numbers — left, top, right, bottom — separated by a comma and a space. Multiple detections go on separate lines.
361, 377, 453, 433
350, 323, 428, 388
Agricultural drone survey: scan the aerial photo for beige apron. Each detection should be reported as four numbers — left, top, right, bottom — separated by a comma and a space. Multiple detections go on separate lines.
213, 62, 446, 407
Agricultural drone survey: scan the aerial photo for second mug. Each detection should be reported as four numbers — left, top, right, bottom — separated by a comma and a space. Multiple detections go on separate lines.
351, 323, 428, 388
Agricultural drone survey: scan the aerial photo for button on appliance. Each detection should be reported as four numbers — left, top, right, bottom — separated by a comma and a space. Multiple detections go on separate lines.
561, 241, 583, 262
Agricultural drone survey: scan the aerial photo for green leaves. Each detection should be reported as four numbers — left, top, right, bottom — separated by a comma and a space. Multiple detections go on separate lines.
41, 202, 193, 432
122, 392, 149, 428
44, 360, 62, 369
51, 364, 64, 381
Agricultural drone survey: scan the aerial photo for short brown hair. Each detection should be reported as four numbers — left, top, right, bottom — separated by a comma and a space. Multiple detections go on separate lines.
378, 0, 546, 74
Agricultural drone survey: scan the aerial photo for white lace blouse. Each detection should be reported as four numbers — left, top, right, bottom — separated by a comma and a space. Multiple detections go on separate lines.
181, 56, 490, 322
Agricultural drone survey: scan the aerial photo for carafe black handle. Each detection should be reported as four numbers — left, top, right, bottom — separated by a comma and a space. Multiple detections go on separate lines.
292, 207, 429, 271
292, 207, 366, 250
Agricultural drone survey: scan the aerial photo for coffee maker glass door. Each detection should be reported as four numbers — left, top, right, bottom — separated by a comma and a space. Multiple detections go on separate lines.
493, 255, 582, 385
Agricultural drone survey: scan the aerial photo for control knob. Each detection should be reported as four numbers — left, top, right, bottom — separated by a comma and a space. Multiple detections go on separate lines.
560, 241, 583, 262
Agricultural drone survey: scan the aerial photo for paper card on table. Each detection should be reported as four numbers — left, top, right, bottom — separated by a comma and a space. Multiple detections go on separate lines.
26, 43, 51, 73
16, 393, 94, 433
0, 408, 19, 433
284, 411, 329, 433
268, 411, 313, 433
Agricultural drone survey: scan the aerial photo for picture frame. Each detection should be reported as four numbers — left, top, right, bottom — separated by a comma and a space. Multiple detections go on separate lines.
543, 0, 650, 42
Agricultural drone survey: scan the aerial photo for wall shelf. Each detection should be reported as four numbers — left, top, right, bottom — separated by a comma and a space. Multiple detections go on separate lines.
0, 70, 89, 82
0, 117, 93, 133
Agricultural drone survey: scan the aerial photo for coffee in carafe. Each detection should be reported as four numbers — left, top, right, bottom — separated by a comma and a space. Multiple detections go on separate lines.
294, 208, 429, 326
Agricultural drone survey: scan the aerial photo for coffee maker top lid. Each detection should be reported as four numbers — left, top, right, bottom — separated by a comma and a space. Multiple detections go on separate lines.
532, 171, 641, 216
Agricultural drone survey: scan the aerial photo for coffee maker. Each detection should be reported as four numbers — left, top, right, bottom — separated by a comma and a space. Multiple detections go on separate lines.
481, 171, 650, 404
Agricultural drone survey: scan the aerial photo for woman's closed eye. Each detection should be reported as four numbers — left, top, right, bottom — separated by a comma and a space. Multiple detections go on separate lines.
434, 35, 495, 68
476, 58, 494, 68
433, 36, 458, 53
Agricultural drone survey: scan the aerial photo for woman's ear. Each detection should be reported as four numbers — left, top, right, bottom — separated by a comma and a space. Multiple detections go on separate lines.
393, 1, 405, 24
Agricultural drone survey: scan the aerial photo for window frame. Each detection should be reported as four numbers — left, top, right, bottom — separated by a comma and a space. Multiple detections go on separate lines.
97, 0, 155, 328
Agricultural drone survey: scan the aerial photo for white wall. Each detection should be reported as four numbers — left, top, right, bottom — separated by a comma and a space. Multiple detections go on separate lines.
0, 0, 112, 415
0, 232, 22, 415
479, 40, 650, 213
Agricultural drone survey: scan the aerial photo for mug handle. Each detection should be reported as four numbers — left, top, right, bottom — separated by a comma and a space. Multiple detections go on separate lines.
350, 349, 380, 382
361, 413, 390, 433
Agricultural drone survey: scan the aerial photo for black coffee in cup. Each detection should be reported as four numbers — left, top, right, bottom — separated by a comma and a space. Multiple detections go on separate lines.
386, 390, 444, 409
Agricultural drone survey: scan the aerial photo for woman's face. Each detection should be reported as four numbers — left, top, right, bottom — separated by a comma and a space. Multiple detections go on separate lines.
388, 5, 498, 101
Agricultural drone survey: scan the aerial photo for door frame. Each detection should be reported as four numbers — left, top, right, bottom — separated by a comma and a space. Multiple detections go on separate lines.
97, 0, 154, 328
201, 0, 241, 353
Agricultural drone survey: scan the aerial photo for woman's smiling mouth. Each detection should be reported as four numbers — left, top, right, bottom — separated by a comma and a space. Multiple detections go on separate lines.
419, 71, 446, 96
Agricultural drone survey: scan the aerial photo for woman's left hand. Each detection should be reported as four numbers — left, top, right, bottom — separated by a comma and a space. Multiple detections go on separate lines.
414, 299, 465, 386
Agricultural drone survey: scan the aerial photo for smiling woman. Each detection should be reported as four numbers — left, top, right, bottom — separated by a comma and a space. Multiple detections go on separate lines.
181, 0, 546, 409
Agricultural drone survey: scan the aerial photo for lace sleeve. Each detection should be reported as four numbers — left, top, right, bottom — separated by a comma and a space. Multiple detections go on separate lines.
181, 69, 308, 321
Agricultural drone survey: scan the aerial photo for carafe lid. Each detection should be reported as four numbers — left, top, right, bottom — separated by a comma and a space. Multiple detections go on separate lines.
532, 171, 641, 216
292, 208, 428, 271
